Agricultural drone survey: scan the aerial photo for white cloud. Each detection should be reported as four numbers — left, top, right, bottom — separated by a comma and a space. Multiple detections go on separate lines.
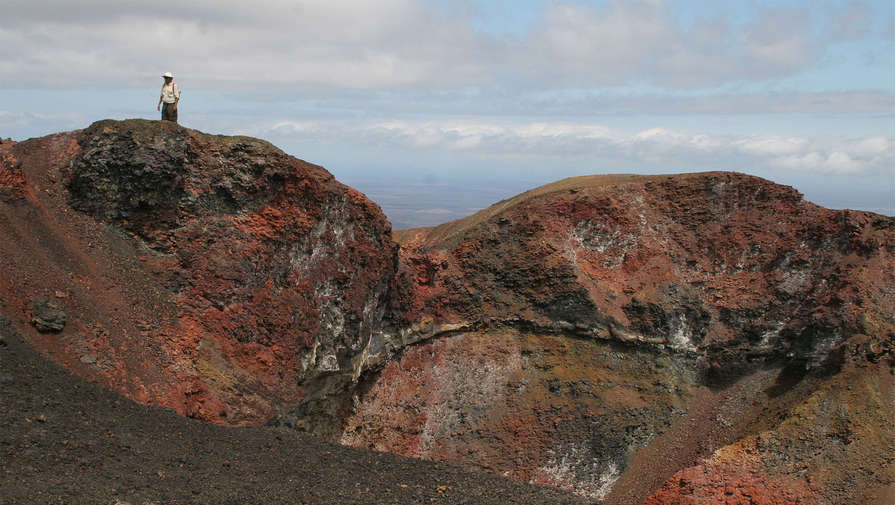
250, 118, 894, 176
520, 1, 831, 87
526, 2, 671, 85
740, 7, 823, 72
0, 0, 880, 90
734, 137, 809, 157
852, 136, 890, 156
1, 0, 499, 88
0, 109, 85, 133
772, 151, 864, 174
828, 1, 872, 41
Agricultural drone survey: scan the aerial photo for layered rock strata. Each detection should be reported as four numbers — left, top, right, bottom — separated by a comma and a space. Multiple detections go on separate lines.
346, 173, 895, 503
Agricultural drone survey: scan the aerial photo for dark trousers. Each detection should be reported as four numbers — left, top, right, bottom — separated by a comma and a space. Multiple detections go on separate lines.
161, 102, 178, 122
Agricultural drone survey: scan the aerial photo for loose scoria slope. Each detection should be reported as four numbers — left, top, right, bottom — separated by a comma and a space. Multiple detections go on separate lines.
342, 173, 895, 503
0, 119, 400, 426
0, 316, 593, 505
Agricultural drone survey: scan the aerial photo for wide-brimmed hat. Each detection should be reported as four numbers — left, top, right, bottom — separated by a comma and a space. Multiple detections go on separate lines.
162, 72, 173, 78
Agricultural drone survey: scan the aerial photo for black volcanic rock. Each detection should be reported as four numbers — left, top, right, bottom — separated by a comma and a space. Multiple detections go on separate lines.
31, 296, 66, 333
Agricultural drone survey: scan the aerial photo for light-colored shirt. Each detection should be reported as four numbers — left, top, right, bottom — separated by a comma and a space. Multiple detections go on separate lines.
161, 83, 180, 104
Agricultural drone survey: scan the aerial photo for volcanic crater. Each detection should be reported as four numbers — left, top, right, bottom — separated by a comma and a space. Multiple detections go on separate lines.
1, 120, 893, 504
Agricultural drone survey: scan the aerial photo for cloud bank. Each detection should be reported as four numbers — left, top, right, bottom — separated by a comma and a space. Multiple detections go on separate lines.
254, 118, 894, 177
1, 0, 888, 90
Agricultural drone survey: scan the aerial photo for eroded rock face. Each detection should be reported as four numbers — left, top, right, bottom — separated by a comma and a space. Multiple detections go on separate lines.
349, 173, 895, 503
394, 174, 894, 375
644, 357, 895, 505
0, 119, 399, 425
342, 329, 698, 501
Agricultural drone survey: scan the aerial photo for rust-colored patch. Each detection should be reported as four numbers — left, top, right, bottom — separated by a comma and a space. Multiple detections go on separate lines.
645, 439, 819, 505
343, 329, 697, 500
0, 120, 398, 426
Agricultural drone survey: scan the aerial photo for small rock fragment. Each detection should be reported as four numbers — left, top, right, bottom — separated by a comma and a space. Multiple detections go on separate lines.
31, 297, 67, 333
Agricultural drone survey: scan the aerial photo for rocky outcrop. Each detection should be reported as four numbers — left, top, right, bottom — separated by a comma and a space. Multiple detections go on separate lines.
344, 173, 895, 503
0, 119, 399, 425
393, 174, 893, 374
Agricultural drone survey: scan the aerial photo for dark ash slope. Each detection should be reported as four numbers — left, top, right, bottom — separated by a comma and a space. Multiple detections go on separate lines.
0, 317, 594, 505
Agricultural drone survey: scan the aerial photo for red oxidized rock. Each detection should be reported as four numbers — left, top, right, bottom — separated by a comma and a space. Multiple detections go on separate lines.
358, 173, 895, 503
645, 439, 819, 505
0, 141, 26, 201
0, 119, 399, 425
395, 173, 895, 377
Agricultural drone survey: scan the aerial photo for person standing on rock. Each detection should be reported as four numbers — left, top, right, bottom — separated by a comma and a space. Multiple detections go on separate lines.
157, 72, 180, 123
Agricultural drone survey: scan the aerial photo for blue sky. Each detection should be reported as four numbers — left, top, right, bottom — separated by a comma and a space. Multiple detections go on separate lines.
1, 0, 893, 224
